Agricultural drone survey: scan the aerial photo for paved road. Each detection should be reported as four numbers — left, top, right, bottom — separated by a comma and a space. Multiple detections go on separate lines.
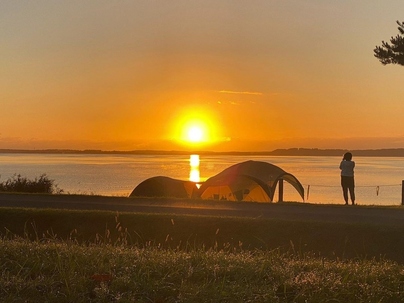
0, 193, 403, 226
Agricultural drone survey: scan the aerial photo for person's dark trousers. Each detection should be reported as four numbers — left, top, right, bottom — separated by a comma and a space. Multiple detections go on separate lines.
341, 176, 355, 204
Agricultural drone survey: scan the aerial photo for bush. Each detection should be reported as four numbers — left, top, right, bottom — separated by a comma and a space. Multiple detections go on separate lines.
0, 174, 63, 194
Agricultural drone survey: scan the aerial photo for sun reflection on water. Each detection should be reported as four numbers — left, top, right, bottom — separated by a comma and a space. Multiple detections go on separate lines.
189, 154, 200, 183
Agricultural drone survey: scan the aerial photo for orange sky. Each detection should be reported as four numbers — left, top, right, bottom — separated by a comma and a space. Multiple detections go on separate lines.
1, 1, 404, 151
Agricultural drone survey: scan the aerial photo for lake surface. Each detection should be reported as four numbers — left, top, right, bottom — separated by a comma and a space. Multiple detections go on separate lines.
0, 153, 403, 206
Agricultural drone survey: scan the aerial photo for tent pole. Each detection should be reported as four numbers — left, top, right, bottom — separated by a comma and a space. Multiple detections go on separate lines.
278, 179, 284, 202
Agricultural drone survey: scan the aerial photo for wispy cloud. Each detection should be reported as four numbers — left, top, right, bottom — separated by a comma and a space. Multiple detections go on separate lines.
218, 90, 263, 96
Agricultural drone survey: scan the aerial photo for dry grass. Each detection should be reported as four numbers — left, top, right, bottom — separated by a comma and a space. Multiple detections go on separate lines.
1, 238, 404, 302
1, 207, 404, 302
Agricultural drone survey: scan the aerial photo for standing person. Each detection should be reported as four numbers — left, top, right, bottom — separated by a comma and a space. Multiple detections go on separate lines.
340, 152, 355, 205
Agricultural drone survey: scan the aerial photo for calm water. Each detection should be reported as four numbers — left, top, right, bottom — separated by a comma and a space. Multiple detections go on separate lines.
1, 153, 404, 206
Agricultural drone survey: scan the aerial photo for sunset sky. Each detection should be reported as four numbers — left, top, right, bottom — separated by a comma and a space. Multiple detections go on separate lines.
1, 1, 404, 152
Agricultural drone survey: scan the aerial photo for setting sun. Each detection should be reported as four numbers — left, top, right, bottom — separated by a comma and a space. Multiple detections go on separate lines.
181, 120, 209, 144
187, 125, 204, 143
172, 106, 220, 147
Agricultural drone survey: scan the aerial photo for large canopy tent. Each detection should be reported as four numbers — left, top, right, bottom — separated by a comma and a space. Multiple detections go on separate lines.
198, 160, 304, 202
129, 161, 304, 203
129, 176, 199, 199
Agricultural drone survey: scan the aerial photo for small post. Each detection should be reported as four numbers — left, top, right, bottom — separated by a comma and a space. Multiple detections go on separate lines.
278, 179, 284, 202
402, 180, 404, 206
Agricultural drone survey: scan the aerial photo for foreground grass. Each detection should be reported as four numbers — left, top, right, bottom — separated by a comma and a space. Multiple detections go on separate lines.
1, 207, 404, 263
1, 207, 404, 302
1, 239, 404, 302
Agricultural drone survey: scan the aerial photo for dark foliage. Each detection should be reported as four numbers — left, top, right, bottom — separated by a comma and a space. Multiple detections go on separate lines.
374, 20, 404, 66
0, 174, 63, 194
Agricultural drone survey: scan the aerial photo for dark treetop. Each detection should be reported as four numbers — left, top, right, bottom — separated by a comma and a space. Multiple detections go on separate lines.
374, 20, 404, 66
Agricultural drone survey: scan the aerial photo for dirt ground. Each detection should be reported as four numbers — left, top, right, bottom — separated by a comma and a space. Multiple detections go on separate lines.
0, 193, 403, 227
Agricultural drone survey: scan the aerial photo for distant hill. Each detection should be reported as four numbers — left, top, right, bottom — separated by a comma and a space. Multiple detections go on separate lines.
2, 148, 404, 157
269, 148, 404, 157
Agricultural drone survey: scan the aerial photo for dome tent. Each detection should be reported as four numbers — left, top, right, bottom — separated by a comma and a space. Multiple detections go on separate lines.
198, 160, 304, 202
129, 176, 199, 199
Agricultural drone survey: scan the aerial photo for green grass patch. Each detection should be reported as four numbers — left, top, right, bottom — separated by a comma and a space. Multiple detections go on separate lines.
1, 207, 404, 302
1, 238, 404, 302
1, 207, 404, 262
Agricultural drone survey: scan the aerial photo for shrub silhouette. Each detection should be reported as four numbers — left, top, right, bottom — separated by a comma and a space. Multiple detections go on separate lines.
0, 174, 63, 194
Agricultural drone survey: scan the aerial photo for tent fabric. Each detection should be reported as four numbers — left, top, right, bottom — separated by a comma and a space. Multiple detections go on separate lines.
129, 176, 199, 199
199, 174, 272, 202
198, 160, 304, 202
129, 161, 304, 203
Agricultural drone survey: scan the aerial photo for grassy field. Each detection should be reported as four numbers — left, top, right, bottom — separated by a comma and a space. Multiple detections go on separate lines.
1, 207, 404, 302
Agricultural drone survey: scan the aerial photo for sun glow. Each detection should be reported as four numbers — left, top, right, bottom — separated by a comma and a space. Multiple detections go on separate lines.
186, 124, 205, 143
173, 108, 218, 146
181, 119, 211, 145
170, 104, 222, 149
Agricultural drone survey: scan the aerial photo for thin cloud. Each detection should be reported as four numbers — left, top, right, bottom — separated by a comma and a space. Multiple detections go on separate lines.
217, 100, 240, 105
218, 90, 263, 96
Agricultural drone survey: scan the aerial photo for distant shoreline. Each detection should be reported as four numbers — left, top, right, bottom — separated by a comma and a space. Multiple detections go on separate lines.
2, 148, 404, 157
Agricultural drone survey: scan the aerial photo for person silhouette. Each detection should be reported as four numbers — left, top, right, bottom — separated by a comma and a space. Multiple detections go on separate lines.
339, 152, 355, 205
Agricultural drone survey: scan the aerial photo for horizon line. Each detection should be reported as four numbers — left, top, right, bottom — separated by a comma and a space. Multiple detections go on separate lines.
2, 147, 404, 156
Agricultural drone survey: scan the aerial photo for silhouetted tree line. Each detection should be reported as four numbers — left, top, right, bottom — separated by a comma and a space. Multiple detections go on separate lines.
271, 148, 404, 157
2, 149, 404, 157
